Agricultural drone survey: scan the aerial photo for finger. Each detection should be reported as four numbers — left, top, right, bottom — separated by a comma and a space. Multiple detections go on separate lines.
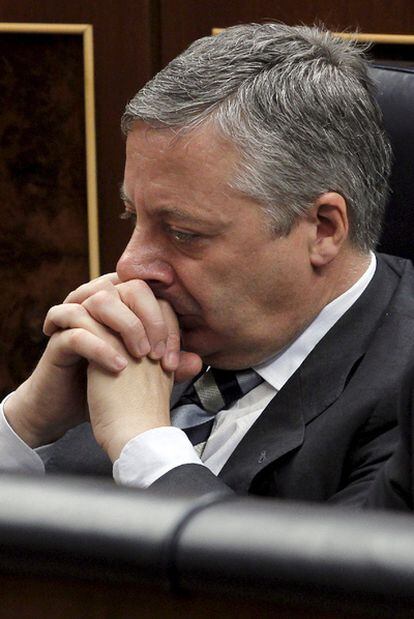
64, 273, 120, 304
116, 280, 168, 359
82, 290, 150, 358
44, 304, 122, 355
43, 303, 92, 337
159, 300, 181, 372
48, 328, 128, 373
175, 352, 203, 383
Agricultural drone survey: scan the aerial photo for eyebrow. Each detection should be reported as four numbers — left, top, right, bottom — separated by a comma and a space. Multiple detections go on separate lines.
119, 184, 218, 227
119, 185, 134, 207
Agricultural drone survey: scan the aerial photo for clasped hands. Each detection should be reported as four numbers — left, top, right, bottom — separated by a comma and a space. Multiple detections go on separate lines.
4, 274, 202, 462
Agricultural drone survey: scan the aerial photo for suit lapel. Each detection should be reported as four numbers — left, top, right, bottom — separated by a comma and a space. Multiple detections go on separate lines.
219, 370, 304, 491
219, 254, 403, 492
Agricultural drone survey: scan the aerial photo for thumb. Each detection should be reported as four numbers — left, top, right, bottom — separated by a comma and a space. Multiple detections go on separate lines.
174, 351, 203, 383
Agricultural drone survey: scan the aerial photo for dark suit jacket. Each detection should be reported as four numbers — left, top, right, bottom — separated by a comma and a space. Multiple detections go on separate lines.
43, 254, 414, 509
363, 358, 414, 511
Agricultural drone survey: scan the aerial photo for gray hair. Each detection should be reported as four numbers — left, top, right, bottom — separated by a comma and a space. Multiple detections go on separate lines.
122, 23, 392, 251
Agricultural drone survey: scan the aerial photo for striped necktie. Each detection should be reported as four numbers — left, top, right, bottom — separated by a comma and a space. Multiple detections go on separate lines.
171, 367, 264, 446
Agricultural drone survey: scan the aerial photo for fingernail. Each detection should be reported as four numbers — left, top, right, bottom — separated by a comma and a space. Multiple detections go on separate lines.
114, 355, 127, 370
166, 351, 179, 368
138, 338, 150, 356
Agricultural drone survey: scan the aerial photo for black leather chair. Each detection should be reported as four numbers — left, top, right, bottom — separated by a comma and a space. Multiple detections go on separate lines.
371, 65, 414, 261
0, 474, 414, 618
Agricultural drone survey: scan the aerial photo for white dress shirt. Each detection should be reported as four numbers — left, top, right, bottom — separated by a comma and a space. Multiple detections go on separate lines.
0, 254, 376, 488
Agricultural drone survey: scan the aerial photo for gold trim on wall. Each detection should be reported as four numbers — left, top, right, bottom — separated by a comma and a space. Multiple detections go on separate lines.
335, 32, 414, 45
213, 28, 414, 46
0, 23, 100, 278
212, 28, 414, 72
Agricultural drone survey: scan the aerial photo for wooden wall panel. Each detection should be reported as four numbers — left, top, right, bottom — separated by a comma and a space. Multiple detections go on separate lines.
0, 0, 157, 394
0, 0, 157, 274
160, 0, 414, 66
0, 29, 91, 397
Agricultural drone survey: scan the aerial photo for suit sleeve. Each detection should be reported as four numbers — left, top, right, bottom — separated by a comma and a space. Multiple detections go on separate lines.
363, 373, 413, 511
0, 394, 45, 474
327, 421, 403, 508
149, 463, 234, 497
330, 374, 413, 511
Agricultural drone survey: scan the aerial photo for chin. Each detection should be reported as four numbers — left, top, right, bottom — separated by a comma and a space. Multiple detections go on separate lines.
202, 343, 274, 370
181, 328, 263, 369
199, 348, 254, 371
181, 328, 223, 361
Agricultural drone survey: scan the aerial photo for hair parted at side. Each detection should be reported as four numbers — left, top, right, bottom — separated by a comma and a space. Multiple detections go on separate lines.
122, 23, 392, 251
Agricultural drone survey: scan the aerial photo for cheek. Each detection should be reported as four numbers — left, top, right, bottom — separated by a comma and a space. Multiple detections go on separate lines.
176, 247, 271, 316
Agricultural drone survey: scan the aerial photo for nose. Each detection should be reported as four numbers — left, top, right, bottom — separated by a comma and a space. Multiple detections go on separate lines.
116, 229, 175, 287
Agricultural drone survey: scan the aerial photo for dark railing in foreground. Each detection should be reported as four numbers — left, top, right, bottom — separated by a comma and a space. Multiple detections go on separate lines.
0, 474, 412, 618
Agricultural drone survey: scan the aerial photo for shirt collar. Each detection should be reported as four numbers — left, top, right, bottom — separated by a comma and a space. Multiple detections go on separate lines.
253, 252, 377, 391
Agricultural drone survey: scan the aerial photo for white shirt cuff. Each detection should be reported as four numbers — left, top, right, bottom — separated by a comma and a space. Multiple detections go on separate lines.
113, 426, 204, 489
0, 393, 45, 474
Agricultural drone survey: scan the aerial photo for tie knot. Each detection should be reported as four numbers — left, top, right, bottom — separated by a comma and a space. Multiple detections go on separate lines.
192, 367, 263, 414
171, 367, 264, 447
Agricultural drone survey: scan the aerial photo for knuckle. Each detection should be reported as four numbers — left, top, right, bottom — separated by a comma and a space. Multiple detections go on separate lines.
95, 289, 113, 303
63, 290, 76, 303
150, 319, 168, 338
119, 279, 149, 302
64, 273, 115, 303
167, 332, 180, 348
94, 338, 110, 357
46, 331, 57, 346
84, 289, 112, 308
65, 328, 84, 348
46, 303, 61, 317
75, 303, 89, 318
118, 288, 134, 307
64, 281, 89, 302
120, 283, 139, 303
44, 307, 56, 324
121, 316, 144, 340
127, 279, 147, 292
65, 302, 82, 316
125, 314, 142, 332
98, 272, 116, 283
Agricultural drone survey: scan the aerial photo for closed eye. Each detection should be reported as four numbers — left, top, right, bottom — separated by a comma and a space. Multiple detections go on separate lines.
167, 227, 201, 244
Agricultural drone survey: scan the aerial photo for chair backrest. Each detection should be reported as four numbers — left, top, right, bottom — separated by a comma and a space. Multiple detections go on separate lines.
370, 65, 414, 261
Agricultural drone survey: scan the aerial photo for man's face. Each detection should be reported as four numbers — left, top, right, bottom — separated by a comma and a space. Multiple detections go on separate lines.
118, 122, 319, 369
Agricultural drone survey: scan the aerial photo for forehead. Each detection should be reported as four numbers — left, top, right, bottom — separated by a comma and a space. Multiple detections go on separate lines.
123, 121, 269, 229
124, 121, 239, 190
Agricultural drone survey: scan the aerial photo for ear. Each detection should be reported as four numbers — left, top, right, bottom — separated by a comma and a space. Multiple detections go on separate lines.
308, 192, 349, 268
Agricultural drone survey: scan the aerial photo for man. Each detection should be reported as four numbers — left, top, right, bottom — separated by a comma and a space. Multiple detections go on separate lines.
1, 23, 413, 508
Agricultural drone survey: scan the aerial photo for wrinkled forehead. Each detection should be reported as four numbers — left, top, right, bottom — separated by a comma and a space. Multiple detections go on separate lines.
126, 118, 237, 154
122, 121, 269, 229
124, 121, 241, 190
